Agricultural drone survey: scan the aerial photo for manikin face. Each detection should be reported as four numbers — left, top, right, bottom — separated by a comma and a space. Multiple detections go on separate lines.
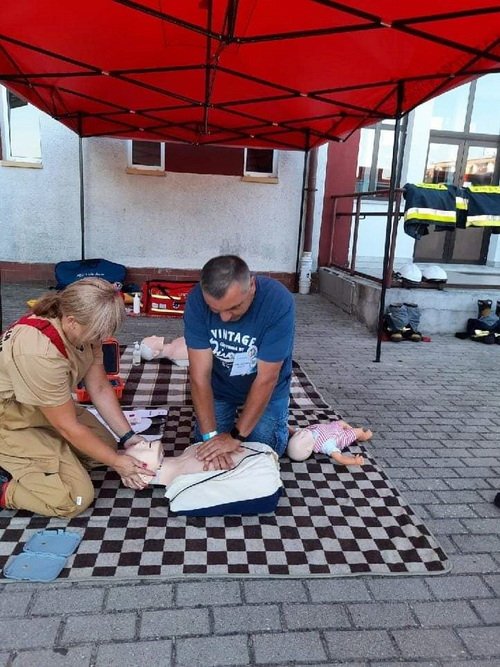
203, 277, 256, 323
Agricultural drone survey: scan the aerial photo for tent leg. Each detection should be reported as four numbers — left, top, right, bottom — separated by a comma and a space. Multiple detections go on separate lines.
374, 114, 405, 362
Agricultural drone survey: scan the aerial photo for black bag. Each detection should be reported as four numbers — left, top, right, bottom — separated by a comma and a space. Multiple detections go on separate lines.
55, 259, 126, 290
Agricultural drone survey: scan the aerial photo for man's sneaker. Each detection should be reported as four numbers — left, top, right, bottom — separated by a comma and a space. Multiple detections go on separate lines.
494, 492, 500, 509
0, 468, 11, 484
0, 469, 11, 509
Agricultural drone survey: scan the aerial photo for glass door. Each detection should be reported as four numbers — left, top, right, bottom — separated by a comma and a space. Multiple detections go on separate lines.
415, 140, 499, 264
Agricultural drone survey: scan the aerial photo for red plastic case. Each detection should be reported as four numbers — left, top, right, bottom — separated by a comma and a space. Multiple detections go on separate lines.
75, 337, 125, 403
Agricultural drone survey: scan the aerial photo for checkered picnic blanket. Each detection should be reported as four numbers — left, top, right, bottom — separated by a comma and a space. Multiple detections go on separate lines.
119, 345, 329, 409
0, 406, 450, 580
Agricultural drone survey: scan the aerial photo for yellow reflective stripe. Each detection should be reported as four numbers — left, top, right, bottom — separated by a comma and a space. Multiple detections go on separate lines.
405, 207, 456, 224
414, 183, 450, 191
456, 197, 468, 210
466, 215, 500, 227
468, 186, 500, 194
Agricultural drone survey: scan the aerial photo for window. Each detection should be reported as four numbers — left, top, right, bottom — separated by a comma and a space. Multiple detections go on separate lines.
243, 148, 277, 177
1, 87, 42, 164
127, 140, 277, 180
127, 140, 164, 171
424, 73, 500, 187
355, 119, 405, 194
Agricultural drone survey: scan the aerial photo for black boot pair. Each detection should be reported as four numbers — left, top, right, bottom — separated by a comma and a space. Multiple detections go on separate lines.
477, 299, 500, 319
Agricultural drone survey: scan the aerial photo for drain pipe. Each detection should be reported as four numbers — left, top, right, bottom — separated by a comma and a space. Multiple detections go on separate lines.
298, 147, 318, 294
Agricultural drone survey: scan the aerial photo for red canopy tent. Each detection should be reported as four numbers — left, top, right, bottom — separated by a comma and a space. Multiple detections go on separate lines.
1, 1, 499, 149
1, 1, 500, 352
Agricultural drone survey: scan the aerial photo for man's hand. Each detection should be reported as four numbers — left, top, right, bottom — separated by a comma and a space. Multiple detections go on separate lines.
195, 433, 243, 469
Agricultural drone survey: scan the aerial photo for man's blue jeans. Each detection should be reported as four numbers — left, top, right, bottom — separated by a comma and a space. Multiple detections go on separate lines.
193, 397, 290, 456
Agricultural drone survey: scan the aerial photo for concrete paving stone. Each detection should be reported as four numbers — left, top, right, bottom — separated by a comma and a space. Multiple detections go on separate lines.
348, 602, 417, 629
324, 629, 397, 661
105, 583, 173, 610
11, 645, 93, 667
176, 580, 241, 607
402, 478, 450, 490
425, 518, 470, 534
283, 602, 351, 631
0, 655, 9, 667
417, 468, 459, 478
462, 518, 500, 534
426, 504, 479, 519
306, 579, 371, 603
243, 579, 307, 603
175, 634, 249, 667
95, 640, 172, 667
372, 663, 439, 667
253, 630, 327, 664
403, 491, 440, 504
140, 607, 210, 638
466, 457, 500, 467
457, 626, 500, 658
366, 578, 431, 601
0, 590, 32, 617
447, 478, 495, 490
453, 534, 500, 552
412, 601, 482, 627
449, 467, 498, 478
445, 661, 500, 667
449, 554, 500, 574
426, 459, 468, 469
484, 574, 500, 595
33, 587, 104, 615
436, 490, 486, 503
376, 466, 418, 481
392, 628, 468, 660
62, 612, 136, 644
471, 599, 500, 624
473, 501, 500, 518
1, 617, 61, 650
294, 664, 367, 667
213, 604, 282, 634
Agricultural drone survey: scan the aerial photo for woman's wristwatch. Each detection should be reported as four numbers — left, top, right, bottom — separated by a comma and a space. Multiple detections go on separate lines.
230, 426, 246, 442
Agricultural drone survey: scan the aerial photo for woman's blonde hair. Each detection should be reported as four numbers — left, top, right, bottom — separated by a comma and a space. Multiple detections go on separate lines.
33, 278, 125, 342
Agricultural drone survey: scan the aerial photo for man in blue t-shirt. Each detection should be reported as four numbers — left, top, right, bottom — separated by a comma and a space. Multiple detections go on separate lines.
184, 255, 295, 469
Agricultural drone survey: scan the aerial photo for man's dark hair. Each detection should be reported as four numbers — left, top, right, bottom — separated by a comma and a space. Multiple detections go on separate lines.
200, 255, 251, 299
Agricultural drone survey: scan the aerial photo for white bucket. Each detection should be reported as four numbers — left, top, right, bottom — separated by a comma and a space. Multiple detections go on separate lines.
298, 251, 312, 295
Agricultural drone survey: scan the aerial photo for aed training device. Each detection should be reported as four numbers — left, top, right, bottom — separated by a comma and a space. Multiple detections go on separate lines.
75, 337, 125, 403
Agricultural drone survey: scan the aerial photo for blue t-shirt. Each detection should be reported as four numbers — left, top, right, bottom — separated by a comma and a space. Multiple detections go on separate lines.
184, 276, 295, 405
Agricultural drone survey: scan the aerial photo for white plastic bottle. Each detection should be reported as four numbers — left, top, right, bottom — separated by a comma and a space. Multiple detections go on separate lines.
132, 341, 141, 366
133, 292, 141, 315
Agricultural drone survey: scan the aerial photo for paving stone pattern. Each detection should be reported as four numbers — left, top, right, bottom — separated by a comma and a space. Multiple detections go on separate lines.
0, 284, 499, 665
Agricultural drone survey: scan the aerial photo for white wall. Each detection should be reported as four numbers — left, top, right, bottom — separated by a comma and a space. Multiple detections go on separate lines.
0, 94, 309, 274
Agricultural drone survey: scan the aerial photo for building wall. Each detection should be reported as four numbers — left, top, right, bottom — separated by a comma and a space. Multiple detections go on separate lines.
0, 97, 315, 282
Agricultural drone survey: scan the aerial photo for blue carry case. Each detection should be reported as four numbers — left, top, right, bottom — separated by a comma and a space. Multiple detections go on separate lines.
55, 258, 126, 290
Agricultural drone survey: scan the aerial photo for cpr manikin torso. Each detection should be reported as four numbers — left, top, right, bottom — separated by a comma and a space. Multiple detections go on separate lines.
125, 440, 252, 487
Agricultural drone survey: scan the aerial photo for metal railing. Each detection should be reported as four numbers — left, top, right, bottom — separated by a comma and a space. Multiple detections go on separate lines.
325, 188, 405, 287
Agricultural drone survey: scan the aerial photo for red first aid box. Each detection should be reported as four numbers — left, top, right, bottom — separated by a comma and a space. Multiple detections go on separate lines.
75, 337, 125, 403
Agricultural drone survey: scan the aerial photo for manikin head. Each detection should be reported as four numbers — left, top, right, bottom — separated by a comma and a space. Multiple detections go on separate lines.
287, 429, 315, 462
140, 335, 189, 364
140, 335, 165, 361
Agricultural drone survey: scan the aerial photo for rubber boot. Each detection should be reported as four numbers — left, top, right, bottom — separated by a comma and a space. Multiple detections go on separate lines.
478, 299, 493, 318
